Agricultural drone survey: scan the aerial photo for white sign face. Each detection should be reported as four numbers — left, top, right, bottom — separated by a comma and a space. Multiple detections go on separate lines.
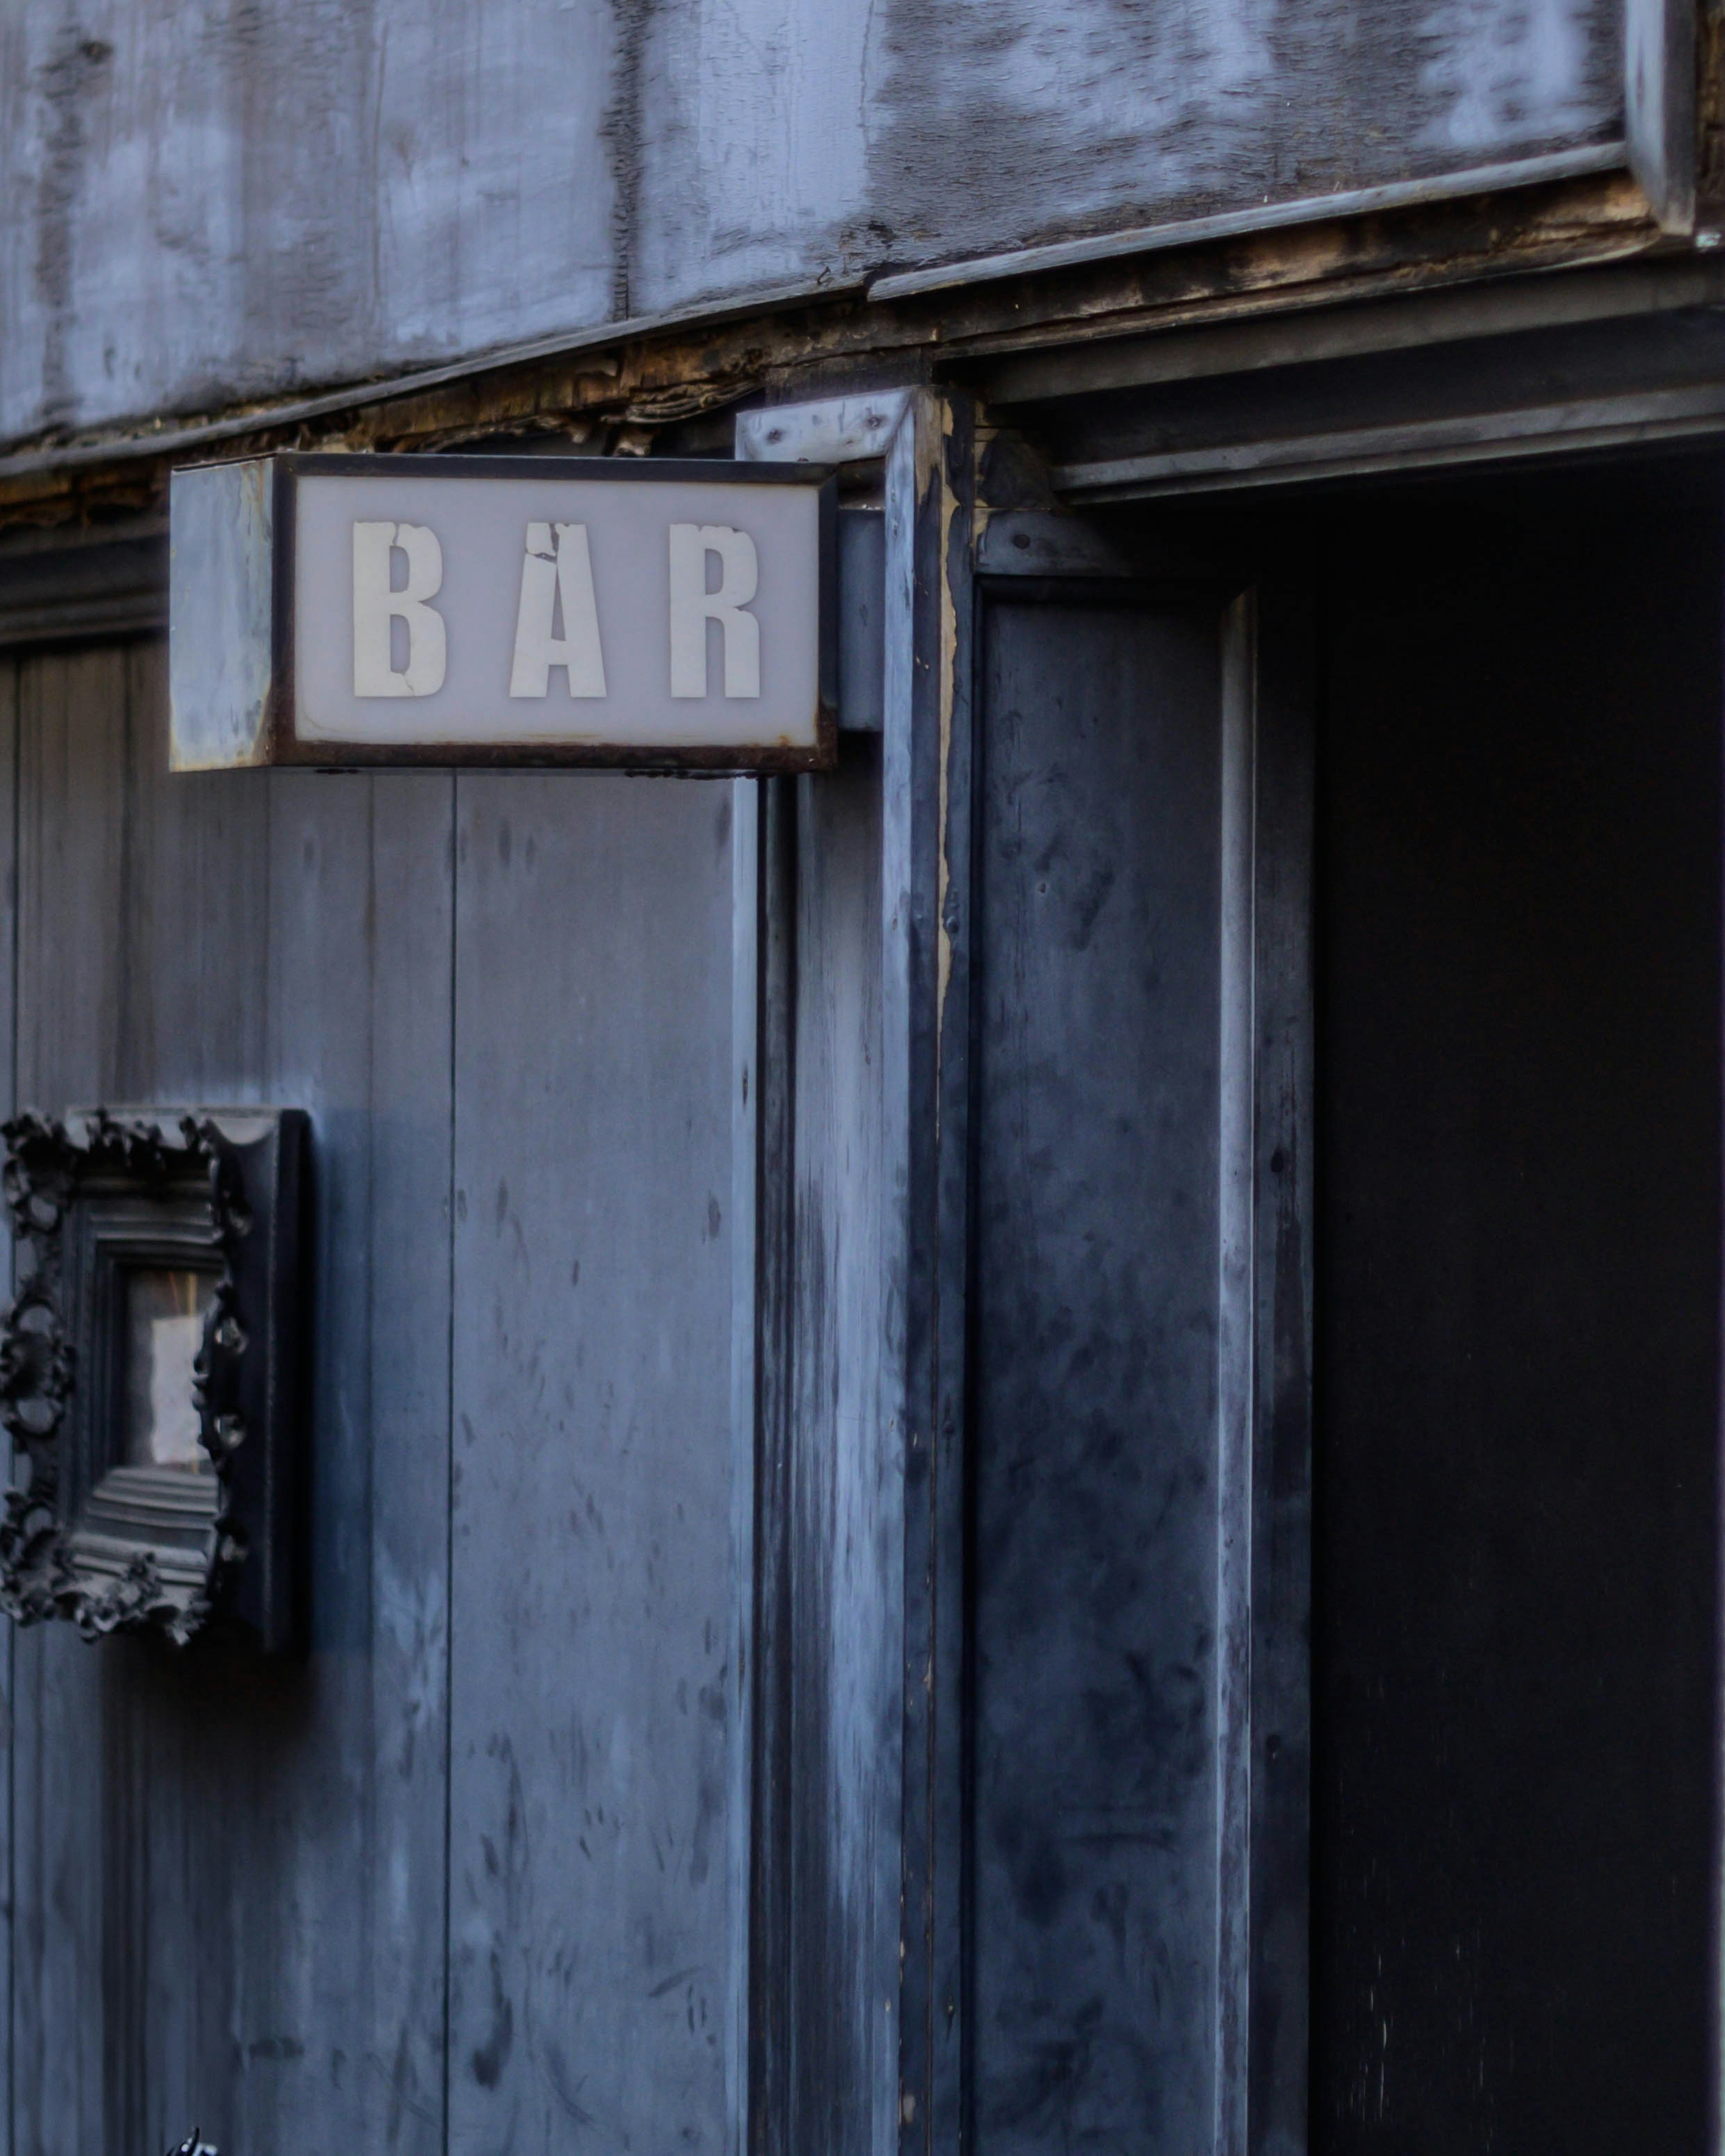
291, 466, 826, 757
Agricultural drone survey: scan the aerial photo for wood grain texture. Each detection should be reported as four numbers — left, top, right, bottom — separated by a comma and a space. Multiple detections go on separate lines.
446, 773, 739, 2155
8, 641, 453, 2155
959, 525, 1313, 2156
750, 742, 899, 2156
12, 643, 129, 2156
0, 0, 1626, 444
889, 390, 977, 2156
1246, 585, 1314, 2156
971, 590, 1229, 2156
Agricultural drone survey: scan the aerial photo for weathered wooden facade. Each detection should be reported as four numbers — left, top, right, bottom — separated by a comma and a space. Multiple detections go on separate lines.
0, 2, 1721, 2152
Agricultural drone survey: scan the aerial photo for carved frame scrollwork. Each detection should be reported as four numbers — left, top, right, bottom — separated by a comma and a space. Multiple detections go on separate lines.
0, 1107, 308, 1651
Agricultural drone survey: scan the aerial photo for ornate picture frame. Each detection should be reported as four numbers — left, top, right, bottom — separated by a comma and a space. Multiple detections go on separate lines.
0, 1108, 308, 1650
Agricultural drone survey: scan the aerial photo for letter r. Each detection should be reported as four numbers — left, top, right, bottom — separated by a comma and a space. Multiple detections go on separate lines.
668, 524, 761, 698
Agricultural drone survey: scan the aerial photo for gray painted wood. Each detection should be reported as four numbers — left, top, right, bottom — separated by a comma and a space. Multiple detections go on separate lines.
1626, 0, 1696, 230
743, 393, 910, 2156
971, 589, 1230, 2155
446, 773, 739, 2155
239, 762, 454, 2156
9, 641, 454, 2155
12, 643, 130, 2156
1, 0, 1626, 444
838, 511, 886, 735
726, 778, 759, 2156
1246, 585, 1314, 2156
790, 745, 898, 2156
885, 389, 978, 2156
750, 743, 899, 2156
960, 548, 1312, 2156
0, 653, 16, 2151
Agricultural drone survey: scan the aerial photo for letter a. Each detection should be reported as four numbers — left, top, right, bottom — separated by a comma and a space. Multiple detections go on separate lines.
668, 524, 760, 698
509, 522, 607, 698
352, 522, 447, 696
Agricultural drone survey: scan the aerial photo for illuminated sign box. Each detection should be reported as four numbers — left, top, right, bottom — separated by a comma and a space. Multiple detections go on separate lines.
169, 452, 836, 772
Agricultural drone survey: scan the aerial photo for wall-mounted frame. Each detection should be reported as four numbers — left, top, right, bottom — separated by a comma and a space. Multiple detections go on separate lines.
0, 1108, 308, 1651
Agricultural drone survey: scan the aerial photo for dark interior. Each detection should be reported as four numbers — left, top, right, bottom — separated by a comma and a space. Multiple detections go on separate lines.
1309, 452, 1723, 2151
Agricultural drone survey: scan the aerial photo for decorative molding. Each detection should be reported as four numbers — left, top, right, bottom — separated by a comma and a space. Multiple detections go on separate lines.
0, 1107, 307, 1649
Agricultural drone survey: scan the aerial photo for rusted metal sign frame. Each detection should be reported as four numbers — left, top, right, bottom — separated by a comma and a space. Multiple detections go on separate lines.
172, 450, 839, 775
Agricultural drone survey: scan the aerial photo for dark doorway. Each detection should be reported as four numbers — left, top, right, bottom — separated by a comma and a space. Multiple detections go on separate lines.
1310, 453, 1724, 2151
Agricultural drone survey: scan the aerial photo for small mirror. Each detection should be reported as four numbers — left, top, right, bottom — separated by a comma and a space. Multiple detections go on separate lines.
123, 1268, 216, 1471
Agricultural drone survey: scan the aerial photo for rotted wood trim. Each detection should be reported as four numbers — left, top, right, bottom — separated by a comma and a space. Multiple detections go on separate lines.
0, 273, 867, 491
0, 171, 1668, 529
869, 141, 1631, 301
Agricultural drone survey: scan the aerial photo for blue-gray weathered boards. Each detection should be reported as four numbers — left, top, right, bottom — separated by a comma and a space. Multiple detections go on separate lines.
0, 652, 15, 2130
0, 642, 750, 2154
1, 0, 1626, 444
960, 561, 1312, 2156
447, 772, 740, 2152
750, 746, 900, 2156
973, 595, 1231, 2152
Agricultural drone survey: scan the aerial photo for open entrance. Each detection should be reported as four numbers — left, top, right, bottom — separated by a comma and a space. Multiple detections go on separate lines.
1308, 453, 1722, 2152
953, 449, 1723, 2153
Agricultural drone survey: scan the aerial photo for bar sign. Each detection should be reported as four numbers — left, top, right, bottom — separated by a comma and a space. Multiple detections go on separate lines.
169, 452, 836, 773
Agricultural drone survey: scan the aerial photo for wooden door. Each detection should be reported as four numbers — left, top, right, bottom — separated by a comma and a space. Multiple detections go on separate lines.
951, 552, 1313, 2156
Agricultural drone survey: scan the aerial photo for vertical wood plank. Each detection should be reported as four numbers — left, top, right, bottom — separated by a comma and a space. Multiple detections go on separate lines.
749, 773, 796, 2156
229, 761, 453, 2156
889, 389, 977, 2156
1245, 584, 1314, 2156
790, 743, 896, 2154
744, 397, 918, 2156
447, 773, 739, 2155
11, 644, 129, 2156
1215, 595, 1256, 2156
748, 743, 899, 2156
726, 778, 759, 2156
0, 652, 17, 2156
969, 589, 1228, 2156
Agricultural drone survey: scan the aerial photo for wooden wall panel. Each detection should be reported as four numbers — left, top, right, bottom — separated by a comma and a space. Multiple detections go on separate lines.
447, 774, 740, 2155
8, 642, 453, 2156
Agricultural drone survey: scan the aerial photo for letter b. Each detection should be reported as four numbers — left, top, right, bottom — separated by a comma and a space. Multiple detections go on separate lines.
353, 522, 447, 697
